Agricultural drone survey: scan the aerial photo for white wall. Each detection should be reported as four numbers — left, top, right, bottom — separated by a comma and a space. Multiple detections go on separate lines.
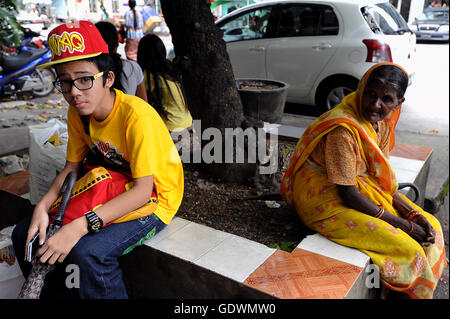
408, 0, 426, 23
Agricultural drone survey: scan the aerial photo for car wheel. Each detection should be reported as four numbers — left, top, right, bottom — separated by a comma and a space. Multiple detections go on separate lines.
317, 77, 358, 112
32, 68, 56, 97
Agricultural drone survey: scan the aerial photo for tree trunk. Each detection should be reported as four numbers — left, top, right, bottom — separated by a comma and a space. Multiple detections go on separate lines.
161, 0, 257, 183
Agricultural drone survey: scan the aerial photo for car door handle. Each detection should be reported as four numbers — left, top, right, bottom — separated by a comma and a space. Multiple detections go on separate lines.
312, 43, 332, 50
249, 46, 266, 52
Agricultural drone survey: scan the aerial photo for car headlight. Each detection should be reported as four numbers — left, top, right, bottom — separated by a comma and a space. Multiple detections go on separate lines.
438, 25, 449, 32
409, 24, 418, 31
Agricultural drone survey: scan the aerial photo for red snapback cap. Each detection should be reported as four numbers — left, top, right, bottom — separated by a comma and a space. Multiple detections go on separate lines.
38, 20, 109, 69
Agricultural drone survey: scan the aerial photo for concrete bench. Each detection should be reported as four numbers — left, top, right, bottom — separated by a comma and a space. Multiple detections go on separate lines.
119, 125, 433, 299
0, 123, 433, 299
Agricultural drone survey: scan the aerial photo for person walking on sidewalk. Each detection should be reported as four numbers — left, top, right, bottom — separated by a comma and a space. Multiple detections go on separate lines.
124, 0, 144, 61
11, 21, 184, 299
281, 62, 447, 299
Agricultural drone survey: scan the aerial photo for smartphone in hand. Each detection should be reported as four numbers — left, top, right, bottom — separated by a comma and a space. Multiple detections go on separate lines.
26, 232, 40, 262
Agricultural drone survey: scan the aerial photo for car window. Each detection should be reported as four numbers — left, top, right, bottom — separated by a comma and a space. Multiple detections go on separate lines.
417, 10, 449, 21
361, 2, 410, 35
219, 7, 274, 43
276, 5, 338, 37
319, 7, 339, 35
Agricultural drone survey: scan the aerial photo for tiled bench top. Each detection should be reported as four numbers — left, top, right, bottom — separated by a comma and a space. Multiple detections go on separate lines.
144, 217, 371, 299
0, 123, 434, 299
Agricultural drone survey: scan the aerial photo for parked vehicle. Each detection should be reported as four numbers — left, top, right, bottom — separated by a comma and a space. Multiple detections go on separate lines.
216, 0, 417, 111
409, 7, 449, 42
16, 11, 46, 34
0, 45, 55, 98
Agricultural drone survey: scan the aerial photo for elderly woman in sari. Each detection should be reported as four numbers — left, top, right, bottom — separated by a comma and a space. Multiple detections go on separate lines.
281, 62, 447, 299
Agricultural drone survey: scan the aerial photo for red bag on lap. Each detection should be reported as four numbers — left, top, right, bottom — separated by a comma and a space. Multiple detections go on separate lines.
48, 166, 158, 226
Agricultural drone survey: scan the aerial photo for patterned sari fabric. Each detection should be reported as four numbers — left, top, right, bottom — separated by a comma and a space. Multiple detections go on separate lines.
281, 63, 447, 299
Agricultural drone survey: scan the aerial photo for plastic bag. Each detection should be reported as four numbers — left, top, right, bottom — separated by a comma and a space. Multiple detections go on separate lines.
28, 119, 68, 205
0, 225, 25, 299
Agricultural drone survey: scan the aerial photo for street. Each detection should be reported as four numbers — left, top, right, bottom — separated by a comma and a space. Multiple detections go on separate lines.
284, 42, 449, 137
397, 42, 449, 136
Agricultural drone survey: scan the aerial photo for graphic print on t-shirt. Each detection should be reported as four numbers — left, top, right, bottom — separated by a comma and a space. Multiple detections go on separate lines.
90, 140, 130, 171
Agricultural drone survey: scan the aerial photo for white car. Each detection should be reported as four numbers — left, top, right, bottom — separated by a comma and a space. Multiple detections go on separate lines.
16, 11, 45, 34
216, 0, 416, 111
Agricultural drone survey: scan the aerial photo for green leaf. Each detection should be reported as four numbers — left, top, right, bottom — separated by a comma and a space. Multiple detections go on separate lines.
0, 0, 24, 48
267, 241, 296, 253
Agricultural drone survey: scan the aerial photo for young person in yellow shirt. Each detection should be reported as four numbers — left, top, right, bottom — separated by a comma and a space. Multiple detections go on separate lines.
12, 21, 184, 299
137, 34, 193, 134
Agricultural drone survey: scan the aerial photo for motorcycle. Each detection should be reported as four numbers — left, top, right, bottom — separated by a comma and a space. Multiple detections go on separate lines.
21, 28, 47, 50
0, 39, 55, 98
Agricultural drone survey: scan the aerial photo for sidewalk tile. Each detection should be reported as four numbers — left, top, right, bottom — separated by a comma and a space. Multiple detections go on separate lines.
390, 143, 433, 161
194, 234, 276, 283
390, 156, 425, 173
149, 222, 231, 263
144, 217, 191, 247
0, 171, 29, 196
243, 248, 362, 299
297, 234, 370, 268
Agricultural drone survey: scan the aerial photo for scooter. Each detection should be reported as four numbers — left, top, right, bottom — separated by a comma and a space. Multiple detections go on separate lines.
0, 42, 55, 98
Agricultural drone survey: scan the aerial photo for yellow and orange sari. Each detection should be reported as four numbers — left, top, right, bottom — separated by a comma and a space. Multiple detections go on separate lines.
281, 63, 447, 299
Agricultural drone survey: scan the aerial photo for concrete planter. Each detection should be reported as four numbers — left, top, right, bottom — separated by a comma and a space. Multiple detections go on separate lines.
237, 79, 289, 124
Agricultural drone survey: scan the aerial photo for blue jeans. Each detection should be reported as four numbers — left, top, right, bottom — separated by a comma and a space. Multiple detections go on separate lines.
12, 214, 165, 299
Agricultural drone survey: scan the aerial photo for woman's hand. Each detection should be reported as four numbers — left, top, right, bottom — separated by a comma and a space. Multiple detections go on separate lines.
411, 214, 435, 246
407, 220, 428, 244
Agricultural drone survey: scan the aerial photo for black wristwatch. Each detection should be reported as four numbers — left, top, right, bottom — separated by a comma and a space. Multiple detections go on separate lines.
85, 211, 104, 234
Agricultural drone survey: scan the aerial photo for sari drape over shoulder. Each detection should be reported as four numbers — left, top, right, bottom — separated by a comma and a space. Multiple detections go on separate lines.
281, 63, 447, 299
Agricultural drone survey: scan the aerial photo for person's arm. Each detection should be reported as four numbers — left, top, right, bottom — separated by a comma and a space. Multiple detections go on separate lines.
26, 161, 82, 257
37, 174, 154, 265
337, 185, 432, 245
136, 80, 148, 102
392, 191, 435, 243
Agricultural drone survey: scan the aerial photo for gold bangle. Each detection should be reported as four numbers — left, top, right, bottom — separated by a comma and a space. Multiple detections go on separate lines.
406, 209, 416, 219
408, 211, 421, 221
375, 206, 385, 218
407, 220, 414, 235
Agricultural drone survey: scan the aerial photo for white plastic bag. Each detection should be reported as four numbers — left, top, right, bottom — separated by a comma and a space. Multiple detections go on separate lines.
28, 119, 68, 205
0, 225, 25, 299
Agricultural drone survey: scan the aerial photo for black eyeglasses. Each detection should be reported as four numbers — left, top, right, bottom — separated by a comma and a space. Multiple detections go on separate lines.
53, 72, 104, 93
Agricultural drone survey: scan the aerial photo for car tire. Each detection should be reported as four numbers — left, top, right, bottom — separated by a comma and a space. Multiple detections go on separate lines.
316, 77, 359, 113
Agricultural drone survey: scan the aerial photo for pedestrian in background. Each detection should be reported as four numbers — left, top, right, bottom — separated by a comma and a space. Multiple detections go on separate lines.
137, 34, 192, 135
124, 0, 144, 61
95, 21, 147, 101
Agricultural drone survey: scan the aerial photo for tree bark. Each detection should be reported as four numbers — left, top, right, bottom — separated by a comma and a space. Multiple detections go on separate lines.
161, 0, 243, 127
161, 0, 257, 183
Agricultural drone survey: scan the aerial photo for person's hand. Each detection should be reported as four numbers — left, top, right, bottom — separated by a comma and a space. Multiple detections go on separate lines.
37, 221, 84, 265
407, 220, 432, 246
411, 214, 435, 246
25, 205, 49, 260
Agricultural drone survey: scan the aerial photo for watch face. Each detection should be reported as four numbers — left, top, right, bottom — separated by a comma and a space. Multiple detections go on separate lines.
92, 221, 102, 231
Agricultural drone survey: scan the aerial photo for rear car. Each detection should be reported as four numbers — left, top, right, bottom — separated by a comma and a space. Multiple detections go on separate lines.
16, 11, 45, 34
409, 7, 449, 42
216, 0, 416, 111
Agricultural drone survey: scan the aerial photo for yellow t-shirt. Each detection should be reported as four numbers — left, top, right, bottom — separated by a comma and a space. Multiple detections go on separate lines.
144, 71, 193, 131
66, 89, 183, 224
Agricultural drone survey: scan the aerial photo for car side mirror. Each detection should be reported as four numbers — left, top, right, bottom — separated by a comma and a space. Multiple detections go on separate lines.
226, 28, 243, 35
